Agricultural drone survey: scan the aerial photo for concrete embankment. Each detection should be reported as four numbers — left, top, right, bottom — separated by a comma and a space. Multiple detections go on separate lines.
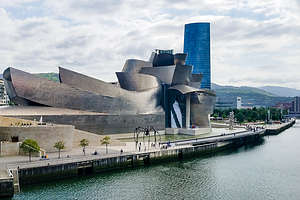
11, 142, 235, 185
17, 144, 218, 184
0, 170, 14, 198
2, 119, 296, 196
7, 130, 265, 186
265, 120, 296, 135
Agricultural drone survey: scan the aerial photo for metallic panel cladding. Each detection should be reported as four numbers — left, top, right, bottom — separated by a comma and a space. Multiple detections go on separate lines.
4, 67, 163, 115
3, 47, 216, 130
116, 72, 161, 91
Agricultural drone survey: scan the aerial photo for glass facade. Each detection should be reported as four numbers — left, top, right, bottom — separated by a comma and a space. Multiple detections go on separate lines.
184, 22, 211, 89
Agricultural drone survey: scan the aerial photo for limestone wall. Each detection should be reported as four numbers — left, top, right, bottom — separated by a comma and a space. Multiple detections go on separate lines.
6, 113, 165, 135
0, 141, 20, 156
0, 125, 74, 152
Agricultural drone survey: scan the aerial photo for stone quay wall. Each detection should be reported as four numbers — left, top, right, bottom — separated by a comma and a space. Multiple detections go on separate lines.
7, 113, 165, 135
0, 125, 74, 152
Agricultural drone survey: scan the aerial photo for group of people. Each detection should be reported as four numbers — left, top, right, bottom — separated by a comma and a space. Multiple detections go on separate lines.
246, 125, 264, 132
137, 142, 160, 152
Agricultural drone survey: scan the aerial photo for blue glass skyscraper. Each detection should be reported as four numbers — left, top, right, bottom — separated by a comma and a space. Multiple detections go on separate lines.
184, 22, 211, 89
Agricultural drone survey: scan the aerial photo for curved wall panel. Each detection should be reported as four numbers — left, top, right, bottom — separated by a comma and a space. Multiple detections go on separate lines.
190, 92, 216, 127
140, 65, 176, 84
116, 72, 160, 91
122, 59, 152, 73
4, 67, 163, 115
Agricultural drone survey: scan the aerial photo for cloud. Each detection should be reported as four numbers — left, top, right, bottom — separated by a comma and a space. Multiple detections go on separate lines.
0, 0, 300, 87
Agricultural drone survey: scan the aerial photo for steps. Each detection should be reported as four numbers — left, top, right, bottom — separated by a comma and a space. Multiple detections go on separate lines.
9, 169, 20, 193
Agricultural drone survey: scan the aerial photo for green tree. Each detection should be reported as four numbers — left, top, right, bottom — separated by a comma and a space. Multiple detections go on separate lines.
251, 111, 258, 122
80, 139, 89, 156
54, 141, 65, 159
236, 112, 245, 124
222, 113, 227, 119
20, 139, 40, 162
101, 136, 111, 154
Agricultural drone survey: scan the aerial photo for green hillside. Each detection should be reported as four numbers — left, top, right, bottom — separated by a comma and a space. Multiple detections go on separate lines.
35, 73, 59, 82
212, 83, 276, 97
212, 83, 292, 108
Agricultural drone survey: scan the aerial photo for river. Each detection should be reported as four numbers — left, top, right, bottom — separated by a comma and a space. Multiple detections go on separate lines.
12, 121, 300, 200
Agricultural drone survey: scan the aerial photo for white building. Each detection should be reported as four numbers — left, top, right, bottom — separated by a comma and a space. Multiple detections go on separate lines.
236, 97, 242, 109
0, 78, 10, 106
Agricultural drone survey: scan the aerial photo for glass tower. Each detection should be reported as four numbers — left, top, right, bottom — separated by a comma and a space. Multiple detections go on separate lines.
184, 22, 211, 89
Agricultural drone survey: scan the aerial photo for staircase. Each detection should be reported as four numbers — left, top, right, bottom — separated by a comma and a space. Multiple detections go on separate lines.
9, 169, 20, 193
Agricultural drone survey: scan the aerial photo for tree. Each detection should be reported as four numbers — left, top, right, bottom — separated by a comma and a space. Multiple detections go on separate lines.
101, 136, 111, 154
54, 141, 65, 159
80, 139, 89, 155
236, 112, 245, 124
20, 139, 40, 162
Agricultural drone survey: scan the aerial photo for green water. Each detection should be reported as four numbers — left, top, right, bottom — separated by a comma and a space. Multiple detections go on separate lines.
12, 122, 300, 200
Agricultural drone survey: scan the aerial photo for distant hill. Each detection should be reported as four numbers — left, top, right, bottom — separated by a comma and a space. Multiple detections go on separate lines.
260, 86, 300, 97
212, 83, 276, 97
35, 73, 59, 82
212, 83, 292, 108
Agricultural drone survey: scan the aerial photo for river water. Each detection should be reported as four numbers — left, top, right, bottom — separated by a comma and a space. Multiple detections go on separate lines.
12, 122, 300, 200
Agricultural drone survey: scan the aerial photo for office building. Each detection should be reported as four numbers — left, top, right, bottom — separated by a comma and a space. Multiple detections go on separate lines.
184, 22, 211, 89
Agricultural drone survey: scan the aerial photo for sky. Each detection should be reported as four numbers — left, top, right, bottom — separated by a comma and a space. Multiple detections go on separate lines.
0, 0, 300, 88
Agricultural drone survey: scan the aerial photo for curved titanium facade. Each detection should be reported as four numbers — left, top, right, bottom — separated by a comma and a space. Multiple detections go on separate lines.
184, 22, 211, 89
3, 49, 216, 133
116, 72, 160, 91
140, 65, 176, 85
59, 68, 163, 112
4, 67, 163, 115
190, 92, 216, 127
122, 59, 152, 73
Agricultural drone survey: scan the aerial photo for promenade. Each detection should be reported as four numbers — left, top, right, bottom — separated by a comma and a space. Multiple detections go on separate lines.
5, 128, 264, 170
1, 120, 294, 172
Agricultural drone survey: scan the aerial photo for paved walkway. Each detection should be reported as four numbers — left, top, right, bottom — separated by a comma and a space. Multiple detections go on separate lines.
6, 143, 193, 170
0, 127, 247, 171
163, 129, 265, 146
0, 146, 119, 169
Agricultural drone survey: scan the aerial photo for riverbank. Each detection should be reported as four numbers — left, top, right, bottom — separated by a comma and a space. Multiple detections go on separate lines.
0, 119, 295, 198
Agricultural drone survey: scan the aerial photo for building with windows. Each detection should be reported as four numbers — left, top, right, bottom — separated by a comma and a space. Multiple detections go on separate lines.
289, 96, 300, 113
237, 97, 242, 109
184, 22, 211, 89
0, 75, 10, 106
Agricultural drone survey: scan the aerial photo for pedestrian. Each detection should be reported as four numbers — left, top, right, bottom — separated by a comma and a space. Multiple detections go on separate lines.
120, 149, 123, 154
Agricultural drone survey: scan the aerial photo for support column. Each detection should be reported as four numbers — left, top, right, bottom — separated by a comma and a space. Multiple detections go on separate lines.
185, 93, 190, 129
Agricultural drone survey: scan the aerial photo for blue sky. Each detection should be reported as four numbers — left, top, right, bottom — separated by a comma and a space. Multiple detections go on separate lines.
0, 0, 300, 88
